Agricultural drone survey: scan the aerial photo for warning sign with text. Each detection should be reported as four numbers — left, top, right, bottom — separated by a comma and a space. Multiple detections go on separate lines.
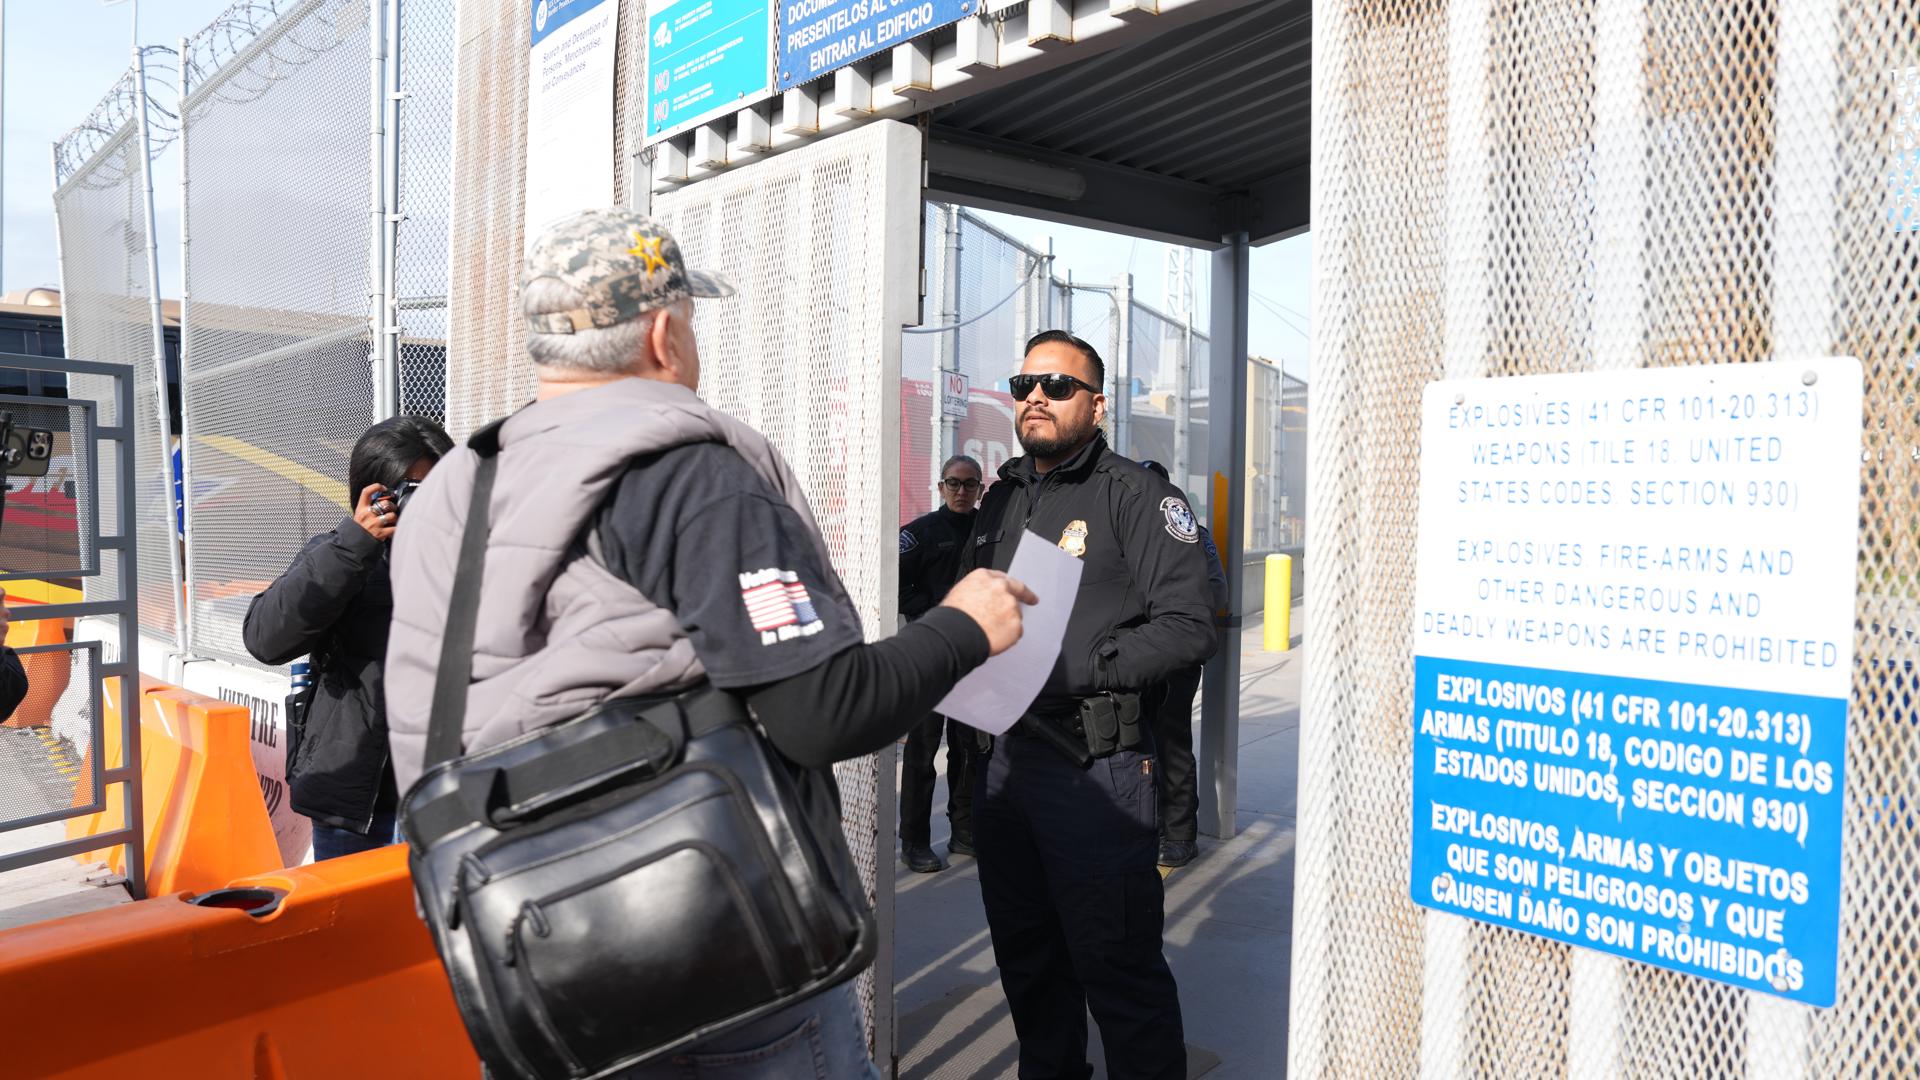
1409, 360, 1863, 1006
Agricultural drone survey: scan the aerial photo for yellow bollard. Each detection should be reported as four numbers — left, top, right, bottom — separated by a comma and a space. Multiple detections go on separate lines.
1264, 553, 1293, 652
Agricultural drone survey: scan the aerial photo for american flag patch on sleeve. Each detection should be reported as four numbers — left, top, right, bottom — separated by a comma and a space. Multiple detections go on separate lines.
739, 568, 828, 645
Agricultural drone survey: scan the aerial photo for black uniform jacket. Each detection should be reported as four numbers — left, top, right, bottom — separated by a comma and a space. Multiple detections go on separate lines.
957, 432, 1217, 712
899, 505, 976, 619
0, 647, 25, 721
243, 516, 397, 834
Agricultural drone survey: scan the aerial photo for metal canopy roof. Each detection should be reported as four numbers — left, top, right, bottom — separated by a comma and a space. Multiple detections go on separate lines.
925, 0, 1310, 248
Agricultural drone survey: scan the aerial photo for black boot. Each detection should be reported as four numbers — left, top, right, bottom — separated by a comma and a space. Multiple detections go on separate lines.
1157, 838, 1196, 869
902, 843, 944, 873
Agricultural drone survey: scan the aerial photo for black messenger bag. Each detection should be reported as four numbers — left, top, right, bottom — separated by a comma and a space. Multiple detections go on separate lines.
399, 426, 875, 1080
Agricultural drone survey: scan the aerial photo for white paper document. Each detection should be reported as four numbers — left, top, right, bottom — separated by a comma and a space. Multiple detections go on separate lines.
934, 531, 1083, 735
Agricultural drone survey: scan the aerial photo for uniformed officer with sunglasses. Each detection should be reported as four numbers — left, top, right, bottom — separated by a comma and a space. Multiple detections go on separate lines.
897, 453, 987, 873
955, 329, 1218, 1080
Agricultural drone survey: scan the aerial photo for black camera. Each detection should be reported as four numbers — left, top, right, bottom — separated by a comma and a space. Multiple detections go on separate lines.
389, 478, 421, 517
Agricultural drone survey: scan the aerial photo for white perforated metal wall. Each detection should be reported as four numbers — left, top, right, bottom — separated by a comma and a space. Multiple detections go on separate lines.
1295, 1, 1920, 1076
651, 120, 924, 1064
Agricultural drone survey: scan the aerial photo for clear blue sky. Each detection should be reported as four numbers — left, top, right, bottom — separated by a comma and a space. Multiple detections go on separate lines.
7, 1, 237, 296
17, 3, 1311, 380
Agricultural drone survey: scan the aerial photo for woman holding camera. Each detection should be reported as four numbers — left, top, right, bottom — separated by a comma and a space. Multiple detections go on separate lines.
244, 416, 452, 860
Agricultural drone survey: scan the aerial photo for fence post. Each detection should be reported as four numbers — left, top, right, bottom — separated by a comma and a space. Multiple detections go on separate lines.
1113, 274, 1132, 454
178, 36, 196, 657
368, 0, 395, 420
134, 45, 188, 658
937, 204, 962, 477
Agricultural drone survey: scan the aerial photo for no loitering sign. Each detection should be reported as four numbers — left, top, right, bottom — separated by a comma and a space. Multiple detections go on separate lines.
1408, 359, 1863, 1006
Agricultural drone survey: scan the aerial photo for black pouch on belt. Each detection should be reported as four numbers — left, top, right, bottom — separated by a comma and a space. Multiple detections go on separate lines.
1079, 695, 1118, 757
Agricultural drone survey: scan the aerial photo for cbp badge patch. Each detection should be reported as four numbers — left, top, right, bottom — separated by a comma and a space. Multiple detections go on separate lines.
1058, 520, 1089, 558
1161, 497, 1199, 543
899, 529, 918, 554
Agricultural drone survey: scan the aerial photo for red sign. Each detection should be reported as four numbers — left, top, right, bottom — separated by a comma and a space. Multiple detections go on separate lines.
899, 378, 1019, 524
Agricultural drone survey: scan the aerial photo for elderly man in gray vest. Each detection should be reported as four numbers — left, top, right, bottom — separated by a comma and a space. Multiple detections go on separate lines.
385, 209, 1033, 1078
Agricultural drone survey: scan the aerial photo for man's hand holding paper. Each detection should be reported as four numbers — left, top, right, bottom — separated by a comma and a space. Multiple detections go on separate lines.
936, 532, 1083, 735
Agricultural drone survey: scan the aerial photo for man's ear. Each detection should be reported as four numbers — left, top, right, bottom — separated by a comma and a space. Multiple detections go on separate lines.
1092, 392, 1108, 427
648, 308, 677, 378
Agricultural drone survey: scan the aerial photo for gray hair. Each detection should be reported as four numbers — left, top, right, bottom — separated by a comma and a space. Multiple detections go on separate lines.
941, 454, 983, 478
523, 275, 654, 375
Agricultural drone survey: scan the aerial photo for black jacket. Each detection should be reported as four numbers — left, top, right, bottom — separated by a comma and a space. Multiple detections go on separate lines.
956, 432, 1217, 711
0, 647, 25, 721
898, 505, 976, 618
243, 515, 397, 834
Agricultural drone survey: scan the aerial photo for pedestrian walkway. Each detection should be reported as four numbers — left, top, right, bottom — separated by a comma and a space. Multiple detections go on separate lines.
893, 604, 1303, 1079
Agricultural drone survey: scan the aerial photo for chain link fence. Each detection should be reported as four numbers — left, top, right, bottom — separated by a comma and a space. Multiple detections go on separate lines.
1299, 0, 1920, 1076
177, 0, 376, 667
396, 0, 456, 422
52, 57, 182, 642
904, 204, 1301, 560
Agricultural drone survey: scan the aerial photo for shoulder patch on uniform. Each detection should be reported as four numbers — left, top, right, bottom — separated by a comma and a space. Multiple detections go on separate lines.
899, 529, 918, 554
1161, 497, 1199, 543
740, 568, 827, 645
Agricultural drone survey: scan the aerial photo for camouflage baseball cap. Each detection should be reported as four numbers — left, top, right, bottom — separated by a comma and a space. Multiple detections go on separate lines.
523, 209, 734, 335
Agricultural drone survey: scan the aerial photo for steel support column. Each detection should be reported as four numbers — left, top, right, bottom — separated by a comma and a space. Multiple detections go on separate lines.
133, 44, 187, 656
1199, 230, 1250, 840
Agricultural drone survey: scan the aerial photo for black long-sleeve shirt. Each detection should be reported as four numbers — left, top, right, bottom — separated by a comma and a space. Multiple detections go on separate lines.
0, 647, 26, 722
596, 442, 991, 770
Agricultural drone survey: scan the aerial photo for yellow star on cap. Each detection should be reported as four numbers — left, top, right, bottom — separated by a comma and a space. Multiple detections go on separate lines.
629, 231, 670, 276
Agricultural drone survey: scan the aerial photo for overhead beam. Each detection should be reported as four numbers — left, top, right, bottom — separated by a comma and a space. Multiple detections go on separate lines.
1246, 162, 1311, 245
652, 0, 1266, 192
924, 128, 1234, 249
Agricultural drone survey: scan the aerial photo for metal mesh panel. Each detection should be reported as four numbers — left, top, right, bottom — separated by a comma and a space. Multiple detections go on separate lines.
1297, 0, 1920, 1076
901, 208, 942, 522
52, 102, 175, 639
396, 0, 457, 421
180, 0, 374, 667
652, 122, 917, 1053
445, 0, 533, 439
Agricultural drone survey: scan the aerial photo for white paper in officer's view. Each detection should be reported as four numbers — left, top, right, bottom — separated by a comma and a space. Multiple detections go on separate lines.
934, 531, 1083, 735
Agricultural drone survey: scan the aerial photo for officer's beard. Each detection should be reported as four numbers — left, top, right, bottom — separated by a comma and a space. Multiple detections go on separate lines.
1017, 407, 1097, 460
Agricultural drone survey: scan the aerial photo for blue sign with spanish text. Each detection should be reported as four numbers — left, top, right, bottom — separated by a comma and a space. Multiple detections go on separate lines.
1407, 362, 1865, 1007
778, 0, 970, 91
646, 0, 774, 143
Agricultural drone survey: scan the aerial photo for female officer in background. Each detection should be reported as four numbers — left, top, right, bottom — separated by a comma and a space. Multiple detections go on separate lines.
244, 416, 452, 860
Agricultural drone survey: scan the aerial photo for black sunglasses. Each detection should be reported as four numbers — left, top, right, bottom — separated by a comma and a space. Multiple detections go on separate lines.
1009, 373, 1100, 402
940, 477, 982, 491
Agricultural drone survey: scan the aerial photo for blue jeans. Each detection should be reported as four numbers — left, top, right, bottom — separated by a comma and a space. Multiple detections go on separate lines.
310, 806, 397, 861
610, 983, 880, 1080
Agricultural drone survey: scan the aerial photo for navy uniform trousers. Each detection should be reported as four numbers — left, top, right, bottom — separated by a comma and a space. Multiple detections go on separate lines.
973, 727, 1186, 1080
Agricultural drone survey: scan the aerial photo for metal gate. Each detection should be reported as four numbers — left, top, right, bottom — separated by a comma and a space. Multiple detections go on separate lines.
0, 355, 145, 898
1297, 0, 1920, 1075
651, 118, 925, 1073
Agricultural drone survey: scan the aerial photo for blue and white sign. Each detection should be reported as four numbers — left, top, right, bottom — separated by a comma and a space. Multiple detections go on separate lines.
526, 0, 620, 243
1409, 360, 1864, 1007
778, 0, 971, 91
646, 0, 774, 144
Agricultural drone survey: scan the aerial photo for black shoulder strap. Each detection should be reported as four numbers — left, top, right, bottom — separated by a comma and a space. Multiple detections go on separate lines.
423, 420, 507, 769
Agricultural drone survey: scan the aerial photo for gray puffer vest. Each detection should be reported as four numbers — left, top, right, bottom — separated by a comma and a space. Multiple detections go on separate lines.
383, 377, 850, 794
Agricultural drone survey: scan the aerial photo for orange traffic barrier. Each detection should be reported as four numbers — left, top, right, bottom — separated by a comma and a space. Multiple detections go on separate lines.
0, 846, 479, 1078
66, 679, 283, 894
3, 579, 78, 729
